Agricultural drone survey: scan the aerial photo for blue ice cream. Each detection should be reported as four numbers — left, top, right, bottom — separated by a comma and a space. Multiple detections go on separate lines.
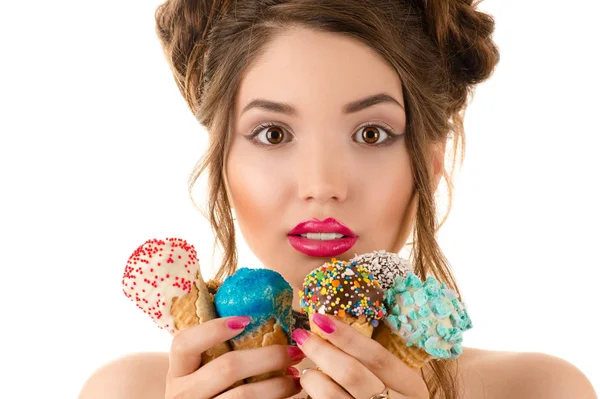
214, 267, 293, 344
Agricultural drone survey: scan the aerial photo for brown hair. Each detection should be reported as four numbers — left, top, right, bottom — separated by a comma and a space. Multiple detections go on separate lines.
155, 0, 499, 397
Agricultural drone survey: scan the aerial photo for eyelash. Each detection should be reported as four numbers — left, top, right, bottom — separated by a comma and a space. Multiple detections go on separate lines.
246, 121, 403, 148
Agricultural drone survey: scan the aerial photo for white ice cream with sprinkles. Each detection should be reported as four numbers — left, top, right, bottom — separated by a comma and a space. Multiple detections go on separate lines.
122, 237, 198, 334
350, 250, 413, 290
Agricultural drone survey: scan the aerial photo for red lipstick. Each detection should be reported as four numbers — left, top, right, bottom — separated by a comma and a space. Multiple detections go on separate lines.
287, 217, 358, 257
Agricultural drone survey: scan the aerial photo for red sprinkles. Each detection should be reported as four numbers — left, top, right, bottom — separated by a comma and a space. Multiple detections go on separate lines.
122, 237, 199, 333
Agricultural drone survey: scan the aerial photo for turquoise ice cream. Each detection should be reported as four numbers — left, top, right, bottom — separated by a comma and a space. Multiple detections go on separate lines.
214, 267, 293, 343
383, 272, 472, 359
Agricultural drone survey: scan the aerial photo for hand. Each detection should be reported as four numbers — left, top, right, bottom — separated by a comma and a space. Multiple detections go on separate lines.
293, 313, 430, 399
165, 316, 304, 399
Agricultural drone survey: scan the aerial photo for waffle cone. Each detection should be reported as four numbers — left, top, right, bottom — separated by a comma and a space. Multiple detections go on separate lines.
305, 314, 374, 399
205, 278, 221, 298
229, 318, 289, 383
309, 313, 374, 340
170, 284, 201, 330
373, 324, 432, 369
170, 271, 232, 365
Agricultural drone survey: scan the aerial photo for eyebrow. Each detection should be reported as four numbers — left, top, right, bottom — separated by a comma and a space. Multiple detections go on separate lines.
240, 93, 404, 117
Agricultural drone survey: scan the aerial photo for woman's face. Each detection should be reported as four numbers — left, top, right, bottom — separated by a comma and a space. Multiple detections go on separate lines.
227, 27, 441, 297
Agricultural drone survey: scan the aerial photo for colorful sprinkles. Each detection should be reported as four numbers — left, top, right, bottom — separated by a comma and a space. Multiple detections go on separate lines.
299, 259, 386, 326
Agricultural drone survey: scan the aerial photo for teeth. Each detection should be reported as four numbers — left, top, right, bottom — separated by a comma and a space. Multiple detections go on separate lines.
300, 233, 345, 240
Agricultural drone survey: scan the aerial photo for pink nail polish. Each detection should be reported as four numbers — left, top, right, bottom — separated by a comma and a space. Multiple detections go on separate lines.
312, 313, 335, 334
287, 346, 306, 362
293, 377, 302, 390
291, 328, 310, 345
226, 316, 251, 330
286, 366, 300, 377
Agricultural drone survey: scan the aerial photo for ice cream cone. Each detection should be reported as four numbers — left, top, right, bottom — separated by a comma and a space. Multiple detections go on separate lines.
300, 259, 386, 399
123, 238, 243, 389
376, 272, 473, 370
170, 270, 232, 364
229, 317, 289, 383
373, 324, 431, 369
307, 312, 374, 396
309, 313, 374, 340
170, 282, 202, 330
299, 259, 386, 341
214, 268, 293, 384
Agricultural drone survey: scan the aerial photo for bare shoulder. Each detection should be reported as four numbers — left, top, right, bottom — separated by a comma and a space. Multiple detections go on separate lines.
78, 352, 169, 399
458, 347, 598, 399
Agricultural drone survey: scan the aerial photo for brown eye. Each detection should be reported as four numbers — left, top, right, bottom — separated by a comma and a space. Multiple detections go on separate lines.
265, 127, 284, 144
253, 124, 287, 145
355, 125, 392, 145
361, 126, 380, 144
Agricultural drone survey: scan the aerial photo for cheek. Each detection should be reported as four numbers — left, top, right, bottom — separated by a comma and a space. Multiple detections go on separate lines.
353, 153, 414, 246
226, 148, 298, 282
226, 142, 290, 247
377, 167, 413, 219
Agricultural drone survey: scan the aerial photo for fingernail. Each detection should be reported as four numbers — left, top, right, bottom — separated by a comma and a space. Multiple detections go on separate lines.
287, 346, 306, 362
291, 328, 310, 346
226, 316, 251, 330
312, 313, 335, 334
286, 366, 300, 377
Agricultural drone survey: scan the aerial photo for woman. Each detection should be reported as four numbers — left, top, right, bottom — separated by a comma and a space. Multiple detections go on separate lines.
79, 0, 597, 398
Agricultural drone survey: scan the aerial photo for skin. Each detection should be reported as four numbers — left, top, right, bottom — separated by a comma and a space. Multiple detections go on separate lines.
227, 26, 445, 296
223, 26, 445, 398
78, 26, 599, 399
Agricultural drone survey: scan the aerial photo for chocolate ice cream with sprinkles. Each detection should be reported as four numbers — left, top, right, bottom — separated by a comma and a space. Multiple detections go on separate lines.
350, 250, 413, 290
299, 259, 386, 339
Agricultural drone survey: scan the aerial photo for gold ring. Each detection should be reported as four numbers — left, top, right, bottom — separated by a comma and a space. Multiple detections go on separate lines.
368, 386, 390, 399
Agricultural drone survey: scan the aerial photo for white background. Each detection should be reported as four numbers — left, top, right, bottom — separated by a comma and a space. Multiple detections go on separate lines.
1, 0, 599, 397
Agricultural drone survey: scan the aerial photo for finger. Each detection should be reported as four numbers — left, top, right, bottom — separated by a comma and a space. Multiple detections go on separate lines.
168, 316, 250, 379
216, 376, 302, 399
293, 328, 384, 399
185, 344, 305, 395
310, 313, 428, 396
300, 368, 352, 399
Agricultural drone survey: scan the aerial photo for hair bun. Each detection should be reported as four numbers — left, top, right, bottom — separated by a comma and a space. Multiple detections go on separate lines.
419, 0, 500, 87
155, 0, 234, 111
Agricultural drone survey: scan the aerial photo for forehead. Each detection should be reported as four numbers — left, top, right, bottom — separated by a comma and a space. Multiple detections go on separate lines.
235, 27, 404, 118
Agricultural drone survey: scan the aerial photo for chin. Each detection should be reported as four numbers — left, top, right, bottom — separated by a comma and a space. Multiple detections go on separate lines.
285, 262, 319, 290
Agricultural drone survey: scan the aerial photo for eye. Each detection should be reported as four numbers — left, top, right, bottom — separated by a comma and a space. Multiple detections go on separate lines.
354, 124, 392, 145
250, 122, 291, 146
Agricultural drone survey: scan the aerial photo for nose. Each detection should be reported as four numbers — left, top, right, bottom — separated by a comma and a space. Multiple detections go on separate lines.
296, 135, 349, 204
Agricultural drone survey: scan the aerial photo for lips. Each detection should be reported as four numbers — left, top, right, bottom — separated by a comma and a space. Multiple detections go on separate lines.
287, 217, 358, 257
288, 217, 357, 237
